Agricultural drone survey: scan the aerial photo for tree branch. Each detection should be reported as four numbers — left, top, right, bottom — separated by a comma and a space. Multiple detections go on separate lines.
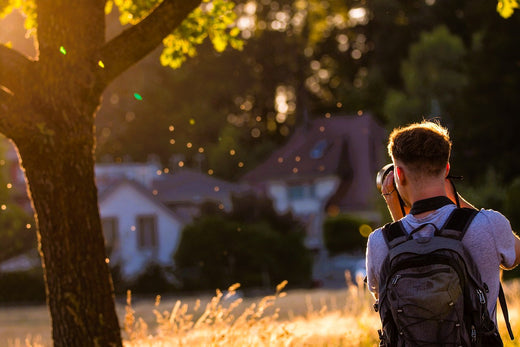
0, 45, 34, 96
99, 0, 202, 86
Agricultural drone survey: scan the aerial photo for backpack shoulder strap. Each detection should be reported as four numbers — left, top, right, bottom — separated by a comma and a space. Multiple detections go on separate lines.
500, 283, 515, 340
382, 221, 408, 249
436, 207, 478, 240
440, 207, 514, 340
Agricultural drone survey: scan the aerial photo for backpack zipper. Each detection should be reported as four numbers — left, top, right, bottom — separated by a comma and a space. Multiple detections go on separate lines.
476, 288, 486, 304
391, 268, 451, 286
391, 274, 401, 285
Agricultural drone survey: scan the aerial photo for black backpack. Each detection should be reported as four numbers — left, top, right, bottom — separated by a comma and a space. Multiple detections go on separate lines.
375, 207, 514, 346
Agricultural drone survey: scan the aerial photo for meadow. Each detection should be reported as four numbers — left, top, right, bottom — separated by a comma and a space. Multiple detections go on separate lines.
2, 274, 520, 347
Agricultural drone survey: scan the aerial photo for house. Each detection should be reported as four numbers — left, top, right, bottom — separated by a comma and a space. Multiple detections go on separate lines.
152, 168, 251, 216
241, 113, 387, 251
95, 162, 250, 280
98, 179, 185, 279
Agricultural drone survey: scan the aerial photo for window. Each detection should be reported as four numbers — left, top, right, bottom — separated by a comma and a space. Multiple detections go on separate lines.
101, 217, 118, 254
288, 186, 304, 200
288, 184, 315, 200
137, 215, 158, 249
310, 139, 329, 159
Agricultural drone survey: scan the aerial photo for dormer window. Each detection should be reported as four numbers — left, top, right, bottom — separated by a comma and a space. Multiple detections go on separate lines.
310, 139, 328, 159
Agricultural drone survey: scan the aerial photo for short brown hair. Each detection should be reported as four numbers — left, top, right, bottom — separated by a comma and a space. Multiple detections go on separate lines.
388, 120, 451, 176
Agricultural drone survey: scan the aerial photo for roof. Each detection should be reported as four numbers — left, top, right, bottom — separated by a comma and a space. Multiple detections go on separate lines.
152, 168, 250, 205
242, 113, 385, 184
98, 178, 188, 223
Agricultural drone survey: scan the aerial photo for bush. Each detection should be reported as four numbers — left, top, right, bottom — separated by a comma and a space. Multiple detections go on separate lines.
0, 268, 46, 303
174, 195, 312, 290
323, 214, 372, 255
108, 262, 178, 295
0, 204, 37, 263
504, 177, 520, 231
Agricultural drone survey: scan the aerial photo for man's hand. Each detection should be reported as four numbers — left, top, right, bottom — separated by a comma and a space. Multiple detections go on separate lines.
382, 170, 407, 221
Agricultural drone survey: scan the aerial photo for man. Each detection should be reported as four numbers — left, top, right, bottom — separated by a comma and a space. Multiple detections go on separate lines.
366, 120, 520, 324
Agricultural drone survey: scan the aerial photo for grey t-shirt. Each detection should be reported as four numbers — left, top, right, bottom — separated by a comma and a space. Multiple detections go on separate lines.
366, 204, 517, 320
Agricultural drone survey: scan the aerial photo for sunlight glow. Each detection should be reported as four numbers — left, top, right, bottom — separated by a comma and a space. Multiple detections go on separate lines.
274, 85, 295, 124
244, 1, 257, 15
348, 7, 369, 26
349, 8, 366, 20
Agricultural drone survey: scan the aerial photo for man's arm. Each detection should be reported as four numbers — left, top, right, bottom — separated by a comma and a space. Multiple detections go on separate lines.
444, 179, 520, 269
502, 233, 520, 270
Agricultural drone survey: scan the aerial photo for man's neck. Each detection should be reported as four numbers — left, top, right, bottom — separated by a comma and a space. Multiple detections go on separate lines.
407, 184, 448, 218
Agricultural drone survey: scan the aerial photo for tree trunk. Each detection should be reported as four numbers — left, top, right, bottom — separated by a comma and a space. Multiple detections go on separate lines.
0, 1, 204, 345
13, 105, 122, 346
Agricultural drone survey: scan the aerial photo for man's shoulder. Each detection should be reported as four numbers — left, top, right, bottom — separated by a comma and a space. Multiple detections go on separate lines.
368, 225, 389, 249
470, 208, 511, 229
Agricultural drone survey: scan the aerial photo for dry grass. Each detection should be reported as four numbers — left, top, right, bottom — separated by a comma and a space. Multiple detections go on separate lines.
122, 274, 379, 347
4, 274, 520, 346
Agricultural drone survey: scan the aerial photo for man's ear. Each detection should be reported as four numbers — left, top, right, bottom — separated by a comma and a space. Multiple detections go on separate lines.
396, 166, 405, 183
445, 163, 450, 177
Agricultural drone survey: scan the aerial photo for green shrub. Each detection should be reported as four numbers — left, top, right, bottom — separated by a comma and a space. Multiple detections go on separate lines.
504, 177, 520, 231
174, 195, 312, 290
0, 205, 37, 263
125, 262, 176, 295
323, 214, 371, 255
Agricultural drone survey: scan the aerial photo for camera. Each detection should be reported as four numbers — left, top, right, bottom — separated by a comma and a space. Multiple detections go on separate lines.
376, 163, 394, 191
376, 163, 407, 216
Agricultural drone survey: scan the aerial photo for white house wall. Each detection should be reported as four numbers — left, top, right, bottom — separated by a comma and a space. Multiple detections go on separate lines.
267, 182, 289, 212
266, 176, 340, 248
99, 183, 182, 279
267, 176, 340, 215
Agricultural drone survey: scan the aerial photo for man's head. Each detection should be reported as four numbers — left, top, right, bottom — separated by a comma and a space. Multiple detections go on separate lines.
388, 120, 451, 178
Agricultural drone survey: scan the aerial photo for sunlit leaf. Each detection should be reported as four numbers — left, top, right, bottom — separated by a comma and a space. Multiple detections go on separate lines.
497, 0, 519, 18
0, 0, 10, 18
304, 0, 349, 47
113, 0, 162, 25
1, 0, 36, 34
105, 0, 114, 15
160, 0, 243, 69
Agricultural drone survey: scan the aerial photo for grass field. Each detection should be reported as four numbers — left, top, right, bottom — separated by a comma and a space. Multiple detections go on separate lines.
2, 275, 520, 346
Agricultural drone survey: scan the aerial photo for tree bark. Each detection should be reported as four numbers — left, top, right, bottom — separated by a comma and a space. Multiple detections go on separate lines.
15, 125, 122, 346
